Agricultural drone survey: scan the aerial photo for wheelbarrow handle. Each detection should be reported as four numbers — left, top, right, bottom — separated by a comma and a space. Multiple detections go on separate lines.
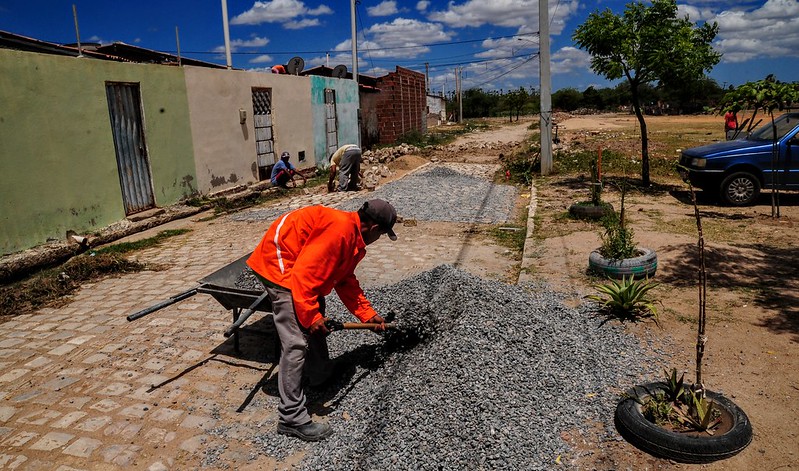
223, 291, 270, 338
127, 288, 198, 322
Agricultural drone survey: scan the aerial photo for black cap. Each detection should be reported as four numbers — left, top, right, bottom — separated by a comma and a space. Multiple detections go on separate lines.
362, 199, 397, 241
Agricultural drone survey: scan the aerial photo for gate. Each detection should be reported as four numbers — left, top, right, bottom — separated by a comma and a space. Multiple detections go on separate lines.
105, 82, 156, 215
252, 88, 275, 180
324, 88, 338, 158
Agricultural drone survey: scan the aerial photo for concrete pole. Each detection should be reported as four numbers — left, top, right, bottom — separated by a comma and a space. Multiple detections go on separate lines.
539, 0, 553, 174
458, 67, 463, 123
221, 0, 233, 69
72, 4, 83, 58
351, 0, 358, 83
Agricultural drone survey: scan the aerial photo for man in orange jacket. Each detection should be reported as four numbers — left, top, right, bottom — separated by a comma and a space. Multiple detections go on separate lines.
246, 199, 397, 441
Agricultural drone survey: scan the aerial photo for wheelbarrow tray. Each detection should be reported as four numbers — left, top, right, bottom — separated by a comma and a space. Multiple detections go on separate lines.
196, 253, 271, 311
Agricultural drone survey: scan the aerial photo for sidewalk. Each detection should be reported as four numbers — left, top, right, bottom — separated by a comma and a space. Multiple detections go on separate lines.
0, 163, 532, 470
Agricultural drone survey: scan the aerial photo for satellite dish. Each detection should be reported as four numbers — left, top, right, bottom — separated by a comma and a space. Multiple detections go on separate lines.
286, 56, 305, 75
332, 64, 348, 79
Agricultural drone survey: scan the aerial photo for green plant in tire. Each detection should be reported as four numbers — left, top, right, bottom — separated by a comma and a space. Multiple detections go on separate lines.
586, 275, 660, 323
597, 180, 638, 259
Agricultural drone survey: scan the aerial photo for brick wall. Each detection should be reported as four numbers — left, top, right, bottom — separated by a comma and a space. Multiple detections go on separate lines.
373, 67, 427, 145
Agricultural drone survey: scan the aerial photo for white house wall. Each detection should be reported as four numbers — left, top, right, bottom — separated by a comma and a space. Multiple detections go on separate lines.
183, 67, 315, 194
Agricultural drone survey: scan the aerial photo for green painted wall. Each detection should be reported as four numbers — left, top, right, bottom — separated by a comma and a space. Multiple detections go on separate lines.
309, 76, 360, 166
0, 49, 196, 255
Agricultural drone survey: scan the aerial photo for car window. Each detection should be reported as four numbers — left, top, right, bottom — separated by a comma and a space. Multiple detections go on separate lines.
749, 114, 799, 141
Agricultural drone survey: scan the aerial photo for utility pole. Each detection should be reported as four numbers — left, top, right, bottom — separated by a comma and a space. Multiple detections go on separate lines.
175, 26, 182, 66
425, 62, 430, 93
72, 4, 83, 58
350, 0, 358, 83
221, 0, 232, 69
539, 0, 553, 174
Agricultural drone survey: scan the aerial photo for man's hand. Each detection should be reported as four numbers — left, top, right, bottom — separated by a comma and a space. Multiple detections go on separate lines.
366, 314, 387, 332
309, 317, 330, 336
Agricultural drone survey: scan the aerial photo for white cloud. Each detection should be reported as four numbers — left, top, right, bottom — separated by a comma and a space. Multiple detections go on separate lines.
416, 1, 430, 12
427, 0, 579, 35
705, 0, 799, 63
368, 1, 399, 17
250, 54, 275, 63
213, 36, 270, 53
285, 18, 321, 29
230, 0, 332, 25
334, 18, 453, 59
550, 46, 592, 75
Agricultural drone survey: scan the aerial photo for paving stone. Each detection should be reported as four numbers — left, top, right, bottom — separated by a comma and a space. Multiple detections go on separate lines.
179, 434, 208, 453
103, 421, 142, 439
100, 444, 142, 466
0, 454, 27, 470
46, 344, 77, 356
59, 396, 91, 409
0, 406, 16, 422
119, 404, 150, 418
24, 356, 52, 368
41, 376, 80, 391
29, 431, 74, 451
149, 407, 184, 422
95, 382, 131, 396
0, 369, 29, 382
81, 353, 108, 364
89, 399, 120, 412
50, 411, 88, 429
54, 466, 86, 471
2, 431, 38, 447
62, 437, 102, 458
16, 409, 60, 425
74, 415, 113, 432
0, 338, 25, 348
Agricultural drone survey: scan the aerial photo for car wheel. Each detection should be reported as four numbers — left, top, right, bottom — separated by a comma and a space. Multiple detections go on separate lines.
720, 172, 760, 206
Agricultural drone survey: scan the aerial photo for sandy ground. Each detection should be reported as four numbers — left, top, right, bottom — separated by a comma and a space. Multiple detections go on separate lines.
463, 114, 798, 470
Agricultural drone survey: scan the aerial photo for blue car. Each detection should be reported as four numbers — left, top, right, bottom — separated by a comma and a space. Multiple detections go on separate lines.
678, 112, 799, 206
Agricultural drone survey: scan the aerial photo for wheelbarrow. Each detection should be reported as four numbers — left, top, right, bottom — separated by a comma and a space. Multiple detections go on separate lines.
126, 252, 271, 353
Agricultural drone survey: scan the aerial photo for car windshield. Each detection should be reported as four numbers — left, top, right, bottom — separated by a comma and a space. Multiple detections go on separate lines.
748, 113, 799, 141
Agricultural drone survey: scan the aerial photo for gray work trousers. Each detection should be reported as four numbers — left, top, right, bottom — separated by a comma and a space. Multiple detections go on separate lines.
338, 147, 361, 192
254, 274, 329, 426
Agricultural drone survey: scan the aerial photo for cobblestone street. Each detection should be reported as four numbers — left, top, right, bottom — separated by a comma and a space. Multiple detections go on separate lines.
0, 162, 522, 470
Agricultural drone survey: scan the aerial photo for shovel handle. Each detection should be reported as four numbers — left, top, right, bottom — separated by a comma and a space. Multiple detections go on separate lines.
325, 320, 397, 331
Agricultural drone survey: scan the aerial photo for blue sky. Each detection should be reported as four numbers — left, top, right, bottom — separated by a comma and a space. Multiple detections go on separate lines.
1, 0, 796, 94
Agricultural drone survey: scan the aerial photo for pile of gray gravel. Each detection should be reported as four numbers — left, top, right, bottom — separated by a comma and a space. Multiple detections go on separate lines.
337, 166, 516, 224
250, 265, 666, 469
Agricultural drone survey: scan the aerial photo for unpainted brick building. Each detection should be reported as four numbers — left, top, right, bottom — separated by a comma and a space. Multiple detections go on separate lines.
361, 66, 427, 148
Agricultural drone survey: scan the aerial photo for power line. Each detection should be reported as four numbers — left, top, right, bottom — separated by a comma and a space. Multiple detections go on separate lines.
177, 32, 539, 57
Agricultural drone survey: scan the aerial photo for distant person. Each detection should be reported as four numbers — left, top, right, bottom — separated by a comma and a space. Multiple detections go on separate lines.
271, 151, 306, 189
271, 64, 286, 74
724, 110, 739, 140
327, 144, 362, 192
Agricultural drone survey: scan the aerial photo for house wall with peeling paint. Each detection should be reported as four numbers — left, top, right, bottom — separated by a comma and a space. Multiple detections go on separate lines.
309, 76, 360, 167
184, 67, 315, 194
0, 49, 196, 255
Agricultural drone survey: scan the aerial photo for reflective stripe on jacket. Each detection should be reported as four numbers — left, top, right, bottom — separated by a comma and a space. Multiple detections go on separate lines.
246, 205, 376, 328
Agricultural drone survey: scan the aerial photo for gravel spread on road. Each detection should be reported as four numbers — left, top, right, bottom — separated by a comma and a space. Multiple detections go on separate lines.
249, 264, 666, 469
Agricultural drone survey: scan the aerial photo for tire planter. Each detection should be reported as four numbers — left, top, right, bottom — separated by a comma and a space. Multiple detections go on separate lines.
589, 247, 657, 279
568, 202, 614, 220
615, 382, 753, 464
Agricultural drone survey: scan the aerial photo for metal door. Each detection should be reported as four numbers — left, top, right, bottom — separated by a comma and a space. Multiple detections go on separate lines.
105, 82, 156, 215
324, 88, 338, 157
252, 88, 275, 180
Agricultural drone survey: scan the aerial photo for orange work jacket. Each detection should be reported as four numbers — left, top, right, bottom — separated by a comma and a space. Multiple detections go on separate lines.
246, 205, 377, 328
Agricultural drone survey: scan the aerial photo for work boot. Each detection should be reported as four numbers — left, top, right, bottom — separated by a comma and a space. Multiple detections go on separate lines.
277, 421, 333, 442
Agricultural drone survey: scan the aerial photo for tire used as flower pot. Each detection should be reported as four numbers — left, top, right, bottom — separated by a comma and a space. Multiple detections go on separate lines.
569, 202, 615, 220
589, 247, 657, 279
615, 382, 753, 464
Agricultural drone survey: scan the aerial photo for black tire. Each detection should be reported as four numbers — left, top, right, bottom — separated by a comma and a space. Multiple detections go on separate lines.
588, 247, 657, 279
720, 171, 760, 206
615, 382, 753, 464
568, 202, 614, 220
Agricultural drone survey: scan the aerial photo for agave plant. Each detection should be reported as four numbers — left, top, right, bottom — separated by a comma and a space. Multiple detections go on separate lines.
587, 275, 660, 323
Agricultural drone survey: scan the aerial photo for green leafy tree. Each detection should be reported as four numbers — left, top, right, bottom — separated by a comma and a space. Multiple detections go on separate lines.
552, 88, 583, 111
573, 0, 721, 186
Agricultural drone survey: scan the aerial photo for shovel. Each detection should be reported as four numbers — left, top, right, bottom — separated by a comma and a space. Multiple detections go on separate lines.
325, 319, 397, 331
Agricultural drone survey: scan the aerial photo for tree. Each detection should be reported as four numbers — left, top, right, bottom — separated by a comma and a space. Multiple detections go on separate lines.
573, 0, 720, 186
552, 88, 583, 111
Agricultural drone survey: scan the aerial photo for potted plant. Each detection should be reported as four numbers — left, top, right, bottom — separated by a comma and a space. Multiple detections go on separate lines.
612, 182, 752, 464
569, 155, 614, 220
588, 181, 657, 279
